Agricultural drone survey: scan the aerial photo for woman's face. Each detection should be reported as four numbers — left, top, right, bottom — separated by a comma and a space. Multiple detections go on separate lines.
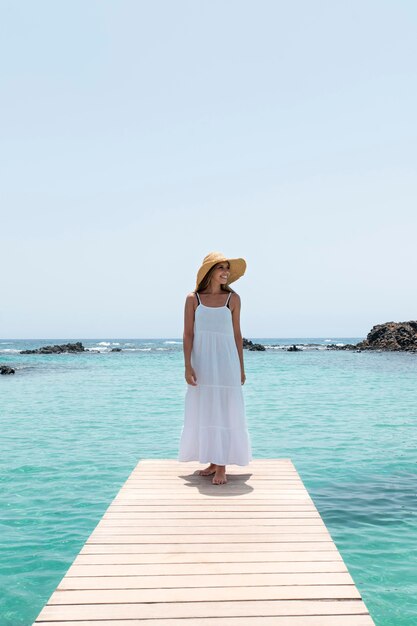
211, 262, 230, 285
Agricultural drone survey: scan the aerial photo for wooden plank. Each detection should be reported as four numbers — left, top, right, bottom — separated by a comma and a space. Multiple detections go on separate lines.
137, 459, 292, 462
107, 505, 317, 511
112, 495, 313, 500
38, 617, 376, 626
99, 517, 324, 526
91, 523, 329, 532
34, 459, 375, 625
73, 550, 344, 564
36, 599, 370, 621
129, 472, 300, 476
58, 572, 355, 589
88, 532, 330, 545
122, 485, 305, 490
80, 541, 337, 553
124, 477, 302, 482
67, 561, 348, 576
86, 533, 331, 543
47, 584, 361, 603
137, 473, 302, 477
95, 516, 327, 526
124, 483, 310, 490
103, 512, 321, 518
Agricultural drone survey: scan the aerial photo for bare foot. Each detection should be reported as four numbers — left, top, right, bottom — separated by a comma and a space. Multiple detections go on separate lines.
198, 463, 217, 476
212, 466, 227, 485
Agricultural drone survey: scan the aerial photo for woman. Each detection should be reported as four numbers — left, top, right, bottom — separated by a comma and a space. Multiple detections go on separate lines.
178, 251, 252, 484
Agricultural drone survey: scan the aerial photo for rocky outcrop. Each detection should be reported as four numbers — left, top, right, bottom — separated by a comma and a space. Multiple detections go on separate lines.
20, 342, 85, 355
1, 365, 15, 374
287, 344, 301, 352
243, 338, 266, 351
356, 321, 417, 352
327, 321, 417, 352
111, 347, 122, 352
326, 343, 358, 351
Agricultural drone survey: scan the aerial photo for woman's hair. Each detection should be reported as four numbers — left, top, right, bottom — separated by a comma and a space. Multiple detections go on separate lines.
195, 262, 234, 293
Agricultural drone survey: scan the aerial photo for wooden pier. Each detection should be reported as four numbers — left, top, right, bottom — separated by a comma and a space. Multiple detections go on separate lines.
34, 459, 375, 625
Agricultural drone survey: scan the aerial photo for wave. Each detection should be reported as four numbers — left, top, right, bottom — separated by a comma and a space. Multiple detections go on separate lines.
87, 341, 123, 352
86, 348, 109, 353
264, 344, 330, 351
122, 347, 152, 352
164, 341, 182, 345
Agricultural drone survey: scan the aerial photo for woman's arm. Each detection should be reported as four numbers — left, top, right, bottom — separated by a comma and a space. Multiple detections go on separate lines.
231, 293, 246, 385
183, 293, 197, 386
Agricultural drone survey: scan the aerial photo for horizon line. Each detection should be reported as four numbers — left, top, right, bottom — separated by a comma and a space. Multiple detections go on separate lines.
1, 336, 364, 341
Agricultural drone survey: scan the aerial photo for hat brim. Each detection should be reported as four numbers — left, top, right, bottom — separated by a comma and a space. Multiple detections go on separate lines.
196, 257, 246, 290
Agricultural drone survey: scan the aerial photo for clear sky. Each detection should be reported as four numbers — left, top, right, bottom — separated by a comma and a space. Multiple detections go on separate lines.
1, 0, 416, 339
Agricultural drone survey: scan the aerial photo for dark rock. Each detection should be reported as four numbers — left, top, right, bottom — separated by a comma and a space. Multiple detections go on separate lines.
287, 344, 301, 352
326, 343, 357, 351
327, 321, 417, 352
243, 338, 266, 351
1, 365, 15, 374
111, 348, 122, 352
357, 321, 417, 352
20, 342, 85, 355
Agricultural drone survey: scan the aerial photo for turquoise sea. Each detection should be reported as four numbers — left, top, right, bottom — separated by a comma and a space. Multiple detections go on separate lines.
1, 337, 417, 625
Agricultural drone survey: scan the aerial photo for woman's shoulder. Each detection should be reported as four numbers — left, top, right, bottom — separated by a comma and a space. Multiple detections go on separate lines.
228, 291, 241, 311
185, 292, 198, 305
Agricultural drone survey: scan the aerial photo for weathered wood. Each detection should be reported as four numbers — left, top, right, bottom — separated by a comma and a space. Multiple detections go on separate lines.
99, 517, 324, 526
67, 560, 348, 576
91, 521, 330, 532
47, 585, 362, 603
58, 571, 355, 589
109, 505, 315, 511
73, 550, 344, 564
38, 617, 375, 626
103, 509, 320, 515
79, 540, 338, 554
34, 459, 375, 625
36, 599, 372, 621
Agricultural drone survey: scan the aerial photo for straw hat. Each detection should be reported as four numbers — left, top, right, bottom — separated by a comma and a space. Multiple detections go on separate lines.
195, 252, 247, 290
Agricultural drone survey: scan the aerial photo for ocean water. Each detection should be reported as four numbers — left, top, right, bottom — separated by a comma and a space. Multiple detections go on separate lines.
1, 337, 417, 626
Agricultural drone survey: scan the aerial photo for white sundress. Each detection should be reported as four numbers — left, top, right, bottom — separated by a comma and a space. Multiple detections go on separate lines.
178, 291, 252, 466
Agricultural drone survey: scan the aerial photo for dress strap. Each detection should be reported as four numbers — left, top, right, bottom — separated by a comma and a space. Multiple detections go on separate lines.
195, 292, 201, 305
226, 291, 232, 307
